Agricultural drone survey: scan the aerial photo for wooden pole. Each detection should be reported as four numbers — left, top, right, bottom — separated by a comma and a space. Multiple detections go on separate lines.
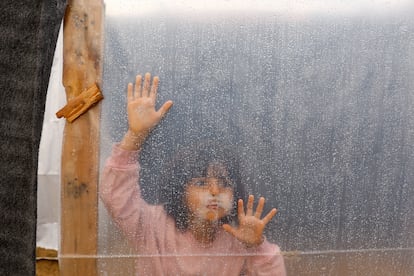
60, 0, 103, 275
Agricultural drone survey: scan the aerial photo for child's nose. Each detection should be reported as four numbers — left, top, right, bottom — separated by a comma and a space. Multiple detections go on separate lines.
208, 180, 220, 195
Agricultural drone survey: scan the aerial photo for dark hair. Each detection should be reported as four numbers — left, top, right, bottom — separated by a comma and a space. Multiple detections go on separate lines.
159, 141, 245, 231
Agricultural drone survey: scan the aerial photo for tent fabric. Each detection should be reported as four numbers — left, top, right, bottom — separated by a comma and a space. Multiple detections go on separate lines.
0, 0, 67, 274
36, 24, 66, 251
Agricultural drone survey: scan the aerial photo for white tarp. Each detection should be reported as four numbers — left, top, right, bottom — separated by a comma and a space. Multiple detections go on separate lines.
36, 23, 65, 251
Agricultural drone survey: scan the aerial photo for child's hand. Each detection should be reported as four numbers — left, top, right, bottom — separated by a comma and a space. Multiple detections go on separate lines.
120, 73, 173, 150
223, 195, 277, 248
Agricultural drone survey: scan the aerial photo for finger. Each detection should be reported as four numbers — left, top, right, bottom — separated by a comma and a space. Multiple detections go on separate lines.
262, 208, 278, 225
237, 199, 245, 219
135, 75, 142, 98
157, 100, 173, 118
222, 224, 237, 237
246, 195, 254, 216
254, 197, 265, 219
150, 76, 159, 102
127, 83, 133, 102
142, 72, 151, 97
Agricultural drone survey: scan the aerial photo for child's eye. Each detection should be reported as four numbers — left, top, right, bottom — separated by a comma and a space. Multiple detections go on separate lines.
218, 178, 233, 188
193, 179, 207, 186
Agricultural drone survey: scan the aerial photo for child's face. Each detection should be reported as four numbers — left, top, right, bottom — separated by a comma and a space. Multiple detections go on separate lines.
185, 162, 234, 222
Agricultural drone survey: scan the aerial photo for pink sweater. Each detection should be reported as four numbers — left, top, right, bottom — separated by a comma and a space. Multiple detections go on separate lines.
100, 145, 286, 275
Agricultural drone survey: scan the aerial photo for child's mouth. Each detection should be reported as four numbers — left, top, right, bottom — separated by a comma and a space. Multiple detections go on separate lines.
206, 204, 219, 210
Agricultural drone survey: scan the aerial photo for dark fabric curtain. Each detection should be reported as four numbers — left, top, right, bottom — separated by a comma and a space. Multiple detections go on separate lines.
0, 1, 67, 274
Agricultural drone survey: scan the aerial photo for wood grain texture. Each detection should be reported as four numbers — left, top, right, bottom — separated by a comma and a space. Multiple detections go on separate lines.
60, 0, 103, 275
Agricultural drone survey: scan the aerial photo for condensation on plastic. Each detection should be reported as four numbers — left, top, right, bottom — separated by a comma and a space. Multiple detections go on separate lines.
98, 1, 414, 275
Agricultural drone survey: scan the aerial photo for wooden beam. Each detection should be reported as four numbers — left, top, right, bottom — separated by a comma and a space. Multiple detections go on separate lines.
60, 0, 103, 275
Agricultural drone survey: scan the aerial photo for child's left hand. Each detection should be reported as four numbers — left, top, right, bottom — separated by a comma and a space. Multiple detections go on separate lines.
223, 195, 277, 248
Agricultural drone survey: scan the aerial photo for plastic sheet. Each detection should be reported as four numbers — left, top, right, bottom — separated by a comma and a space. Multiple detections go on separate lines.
99, 1, 414, 274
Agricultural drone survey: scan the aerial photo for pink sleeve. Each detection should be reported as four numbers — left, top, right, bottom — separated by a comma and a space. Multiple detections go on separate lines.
99, 144, 161, 246
244, 239, 287, 276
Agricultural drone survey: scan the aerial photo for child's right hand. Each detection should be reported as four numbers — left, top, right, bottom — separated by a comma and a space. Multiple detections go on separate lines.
120, 73, 173, 151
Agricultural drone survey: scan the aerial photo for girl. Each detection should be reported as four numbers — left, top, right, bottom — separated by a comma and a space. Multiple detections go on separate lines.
100, 73, 286, 275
